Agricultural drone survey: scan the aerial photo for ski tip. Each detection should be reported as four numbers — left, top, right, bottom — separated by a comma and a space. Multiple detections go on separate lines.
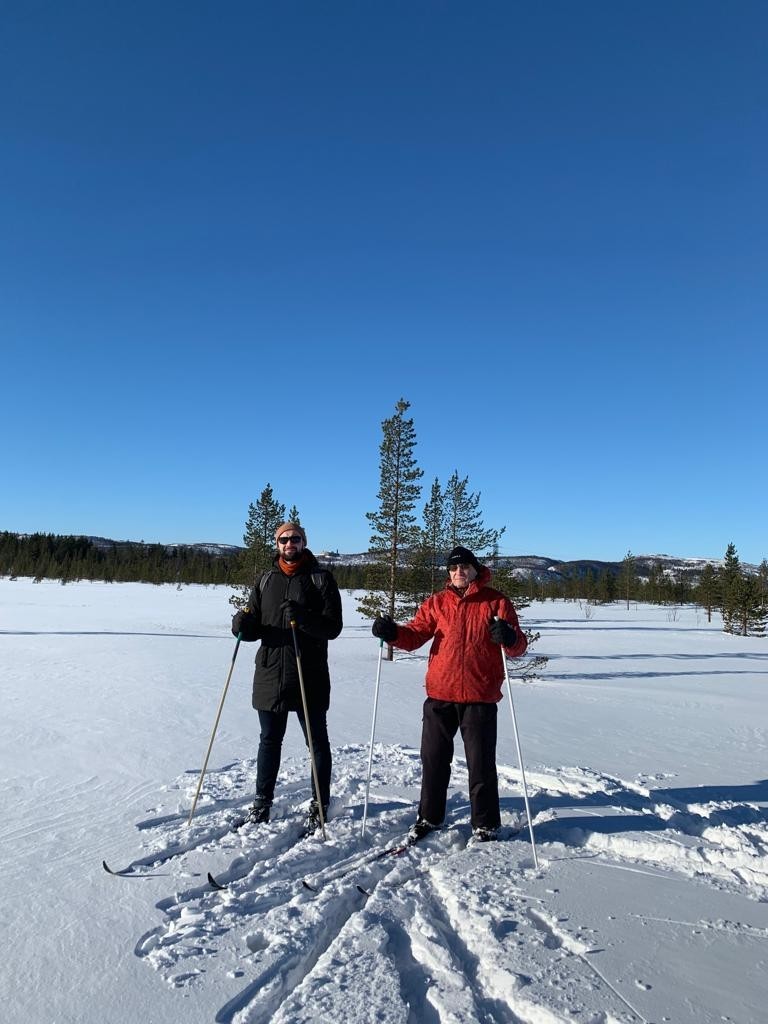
356, 884, 372, 898
103, 860, 129, 876
207, 872, 227, 890
301, 879, 318, 893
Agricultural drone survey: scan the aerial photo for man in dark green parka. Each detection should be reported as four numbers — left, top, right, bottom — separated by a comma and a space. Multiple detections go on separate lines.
232, 521, 342, 831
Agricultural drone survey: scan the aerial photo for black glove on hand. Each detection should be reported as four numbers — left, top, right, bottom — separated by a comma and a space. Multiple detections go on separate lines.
232, 609, 260, 640
489, 617, 517, 647
372, 615, 398, 643
280, 599, 305, 625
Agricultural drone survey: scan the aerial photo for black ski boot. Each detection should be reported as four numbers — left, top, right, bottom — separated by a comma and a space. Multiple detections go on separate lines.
471, 826, 499, 843
303, 800, 328, 834
247, 801, 270, 825
408, 817, 439, 841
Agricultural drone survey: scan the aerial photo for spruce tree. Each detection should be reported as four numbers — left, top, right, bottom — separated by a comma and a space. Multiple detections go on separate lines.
758, 559, 768, 609
720, 542, 742, 634
696, 563, 719, 623
358, 399, 423, 649
411, 477, 447, 599
232, 484, 286, 608
442, 470, 504, 553
731, 574, 767, 637
618, 550, 637, 610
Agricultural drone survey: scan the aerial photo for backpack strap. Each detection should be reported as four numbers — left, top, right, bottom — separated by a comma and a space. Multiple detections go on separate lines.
258, 567, 325, 595
258, 569, 274, 597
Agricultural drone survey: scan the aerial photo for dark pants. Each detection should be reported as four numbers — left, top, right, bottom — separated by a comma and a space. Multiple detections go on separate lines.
255, 706, 331, 809
418, 698, 500, 830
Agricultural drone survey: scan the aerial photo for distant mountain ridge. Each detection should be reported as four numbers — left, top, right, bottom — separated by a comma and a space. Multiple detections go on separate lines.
11, 534, 758, 580
315, 550, 759, 581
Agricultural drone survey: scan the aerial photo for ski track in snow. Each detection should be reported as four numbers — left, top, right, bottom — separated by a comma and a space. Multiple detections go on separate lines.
121, 743, 768, 1024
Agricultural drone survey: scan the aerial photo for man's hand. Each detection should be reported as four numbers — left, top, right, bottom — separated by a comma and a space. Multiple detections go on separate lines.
280, 599, 305, 625
489, 617, 517, 646
372, 615, 398, 643
232, 609, 260, 640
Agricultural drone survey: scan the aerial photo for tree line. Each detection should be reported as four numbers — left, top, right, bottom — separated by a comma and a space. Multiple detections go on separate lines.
0, 532, 237, 586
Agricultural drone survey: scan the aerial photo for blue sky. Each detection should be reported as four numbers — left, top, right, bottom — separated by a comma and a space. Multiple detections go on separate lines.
2, 2, 766, 564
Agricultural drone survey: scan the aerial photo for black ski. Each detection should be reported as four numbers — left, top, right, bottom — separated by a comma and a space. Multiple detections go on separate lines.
299, 826, 435, 895
102, 814, 249, 878
207, 819, 324, 890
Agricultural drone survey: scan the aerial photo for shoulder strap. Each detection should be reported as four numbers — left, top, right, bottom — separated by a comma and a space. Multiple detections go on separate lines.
258, 569, 275, 596
259, 567, 326, 594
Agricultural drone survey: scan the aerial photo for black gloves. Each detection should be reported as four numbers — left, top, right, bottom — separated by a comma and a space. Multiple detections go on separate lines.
489, 617, 517, 647
372, 615, 398, 643
280, 599, 305, 625
232, 609, 261, 640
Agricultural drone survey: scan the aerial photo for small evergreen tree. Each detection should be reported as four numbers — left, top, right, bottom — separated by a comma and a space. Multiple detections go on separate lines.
696, 563, 719, 623
758, 558, 768, 609
231, 483, 286, 608
618, 550, 637, 609
443, 470, 504, 553
411, 477, 447, 601
358, 399, 423, 654
720, 542, 742, 634
731, 574, 767, 637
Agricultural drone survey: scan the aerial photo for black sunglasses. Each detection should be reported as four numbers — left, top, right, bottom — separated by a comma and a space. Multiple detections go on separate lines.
278, 535, 303, 544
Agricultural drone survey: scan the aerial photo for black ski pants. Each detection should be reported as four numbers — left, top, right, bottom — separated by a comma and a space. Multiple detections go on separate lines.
418, 698, 500, 830
255, 706, 331, 810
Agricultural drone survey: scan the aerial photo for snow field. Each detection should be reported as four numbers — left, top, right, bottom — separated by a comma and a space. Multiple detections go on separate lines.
1, 579, 767, 1024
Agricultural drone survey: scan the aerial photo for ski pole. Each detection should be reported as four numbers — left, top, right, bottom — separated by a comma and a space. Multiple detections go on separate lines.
290, 621, 327, 841
497, 619, 539, 869
187, 633, 242, 826
361, 639, 385, 837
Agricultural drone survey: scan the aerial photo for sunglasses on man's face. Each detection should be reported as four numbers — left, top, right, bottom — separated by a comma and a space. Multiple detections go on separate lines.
449, 563, 471, 572
278, 535, 303, 545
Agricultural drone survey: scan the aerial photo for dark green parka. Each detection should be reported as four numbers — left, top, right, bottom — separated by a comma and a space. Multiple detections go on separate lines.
239, 551, 343, 713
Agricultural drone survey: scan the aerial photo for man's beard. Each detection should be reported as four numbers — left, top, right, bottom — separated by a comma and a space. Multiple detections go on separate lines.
282, 550, 302, 563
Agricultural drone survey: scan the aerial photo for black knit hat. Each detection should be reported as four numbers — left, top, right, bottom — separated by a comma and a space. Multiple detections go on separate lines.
446, 546, 481, 573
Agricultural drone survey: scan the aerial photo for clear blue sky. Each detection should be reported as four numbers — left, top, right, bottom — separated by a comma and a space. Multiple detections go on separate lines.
2, 2, 766, 565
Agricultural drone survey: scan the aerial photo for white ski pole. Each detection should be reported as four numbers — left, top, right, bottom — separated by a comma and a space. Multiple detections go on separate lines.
290, 621, 327, 841
188, 633, 241, 826
361, 639, 385, 837
497, 619, 539, 869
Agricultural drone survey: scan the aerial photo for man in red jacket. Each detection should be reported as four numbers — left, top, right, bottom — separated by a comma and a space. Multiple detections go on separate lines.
372, 546, 527, 842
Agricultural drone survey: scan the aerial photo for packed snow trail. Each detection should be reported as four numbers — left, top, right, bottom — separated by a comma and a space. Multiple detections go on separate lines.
126, 744, 768, 1024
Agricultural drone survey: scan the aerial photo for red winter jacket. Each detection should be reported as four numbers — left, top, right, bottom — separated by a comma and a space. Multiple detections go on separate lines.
392, 567, 527, 703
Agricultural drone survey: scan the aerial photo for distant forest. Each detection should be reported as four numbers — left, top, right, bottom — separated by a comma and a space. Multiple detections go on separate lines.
0, 532, 237, 586
0, 531, 368, 589
2, 532, 766, 639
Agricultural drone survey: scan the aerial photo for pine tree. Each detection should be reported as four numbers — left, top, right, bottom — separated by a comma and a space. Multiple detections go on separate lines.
287, 505, 301, 525
720, 542, 742, 634
358, 399, 423, 650
232, 484, 286, 608
731, 574, 767, 637
442, 471, 504, 553
618, 550, 637, 609
758, 559, 768, 609
411, 477, 447, 599
696, 563, 719, 623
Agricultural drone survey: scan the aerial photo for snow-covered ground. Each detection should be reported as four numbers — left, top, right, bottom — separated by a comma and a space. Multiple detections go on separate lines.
2, 578, 766, 1024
